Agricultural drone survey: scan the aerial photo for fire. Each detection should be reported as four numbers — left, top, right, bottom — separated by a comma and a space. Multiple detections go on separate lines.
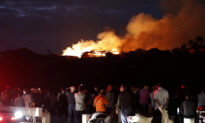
63, 0, 205, 58
62, 31, 121, 58
83, 50, 119, 57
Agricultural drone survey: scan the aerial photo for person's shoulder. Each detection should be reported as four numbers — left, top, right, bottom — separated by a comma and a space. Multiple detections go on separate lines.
118, 92, 123, 98
159, 87, 167, 92
124, 92, 131, 98
94, 95, 100, 101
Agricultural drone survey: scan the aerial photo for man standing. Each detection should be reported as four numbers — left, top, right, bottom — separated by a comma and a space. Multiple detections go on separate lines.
24, 90, 33, 108
130, 86, 140, 113
139, 84, 150, 115
181, 94, 196, 118
116, 84, 131, 123
14, 92, 24, 107
57, 88, 67, 123
198, 90, 205, 107
152, 83, 169, 123
105, 84, 115, 114
74, 85, 86, 123
66, 86, 76, 123
94, 88, 108, 113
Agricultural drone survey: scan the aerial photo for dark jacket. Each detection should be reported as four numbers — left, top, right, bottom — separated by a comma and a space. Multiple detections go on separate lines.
66, 92, 75, 105
116, 92, 131, 111
181, 99, 196, 117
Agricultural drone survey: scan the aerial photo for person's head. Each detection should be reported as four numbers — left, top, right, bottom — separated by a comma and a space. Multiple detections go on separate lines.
100, 88, 104, 94
185, 93, 192, 100
185, 95, 189, 100
78, 84, 84, 92
38, 88, 42, 94
131, 86, 137, 93
98, 87, 105, 95
106, 84, 112, 92
60, 88, 65, 94
131, 86, 135, 91
70, 86, 75, 93
94, 86, 99, 92
144, 85, 149, 90
120, 84, 126, 92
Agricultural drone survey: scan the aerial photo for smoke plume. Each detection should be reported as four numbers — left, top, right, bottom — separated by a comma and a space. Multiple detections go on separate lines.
121, 0, 205, 51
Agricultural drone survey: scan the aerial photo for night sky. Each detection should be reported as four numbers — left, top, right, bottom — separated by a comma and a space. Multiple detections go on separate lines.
0, 0, 162, 54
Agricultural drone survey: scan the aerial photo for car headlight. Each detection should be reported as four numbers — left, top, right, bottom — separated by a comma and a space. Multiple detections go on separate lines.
14, 111, 23, 119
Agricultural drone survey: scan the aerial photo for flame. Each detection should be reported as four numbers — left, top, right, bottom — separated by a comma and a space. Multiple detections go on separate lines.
62, 31, 121, 58
63, 0, 205, 58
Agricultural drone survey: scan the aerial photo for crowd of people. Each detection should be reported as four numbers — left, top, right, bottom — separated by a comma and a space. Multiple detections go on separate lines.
0, 83, 204, 123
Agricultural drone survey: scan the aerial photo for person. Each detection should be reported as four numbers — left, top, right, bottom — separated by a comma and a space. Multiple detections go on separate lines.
154, 84, 169, 109
105, 84, 115, 114
24, 90, 33, 108
66, 86, 76, 123
197, 90, 205, 107
116, 84, 131, 123
57, 88, 67, 122
43, 89, 57, 115
139, 84, 150, 115
152, 83, 169, 123
130, 86, 139, 114
181, 94, 196, 118
32, 88, 43, 107
150, 85, 157, 113
94, 88, 108, 113
87, 86, 100, 113
14, 92, 24, 107
1, 86, 12, 106
74, 85, 86, 123
94, 86, 100, 96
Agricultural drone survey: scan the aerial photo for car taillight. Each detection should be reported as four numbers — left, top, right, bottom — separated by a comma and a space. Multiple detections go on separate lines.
0, 116, 3, 121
